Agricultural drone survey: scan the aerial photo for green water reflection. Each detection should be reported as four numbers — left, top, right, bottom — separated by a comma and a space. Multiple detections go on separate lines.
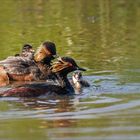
0, 0, 139, 72
0, 0, 140, 140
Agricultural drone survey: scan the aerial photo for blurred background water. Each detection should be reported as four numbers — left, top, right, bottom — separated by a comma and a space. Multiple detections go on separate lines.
0, 0, 140, 140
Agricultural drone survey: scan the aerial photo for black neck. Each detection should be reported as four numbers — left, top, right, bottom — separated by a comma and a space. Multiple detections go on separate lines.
55, 73, 74, 94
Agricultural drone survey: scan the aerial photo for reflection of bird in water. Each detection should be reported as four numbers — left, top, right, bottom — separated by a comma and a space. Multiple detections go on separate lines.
20, 98, 77, 128
71, 72, 90, 93
0, 57, 86, 97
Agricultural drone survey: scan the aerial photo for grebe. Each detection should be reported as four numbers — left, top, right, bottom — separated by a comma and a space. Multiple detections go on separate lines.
0, 41, 57, 85
72, 72, 90, 89
15, 44, 34, 59
0, 57, 86, 97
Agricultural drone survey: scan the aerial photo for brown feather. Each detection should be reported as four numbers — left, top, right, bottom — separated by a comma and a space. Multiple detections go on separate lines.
34, 45, 51, 62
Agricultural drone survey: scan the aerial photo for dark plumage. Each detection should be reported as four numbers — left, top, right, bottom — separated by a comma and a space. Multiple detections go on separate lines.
15, 44, 34, 59
0, 41, 57, 83
0, 57, 86, 97
34, 41, 57, 64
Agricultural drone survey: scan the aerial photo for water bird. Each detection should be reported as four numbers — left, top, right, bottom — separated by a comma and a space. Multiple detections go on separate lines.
15, 44, 35, 59
72, 71, 90, 91
33, 41, 58, 80
0, 57, 86, 97
0, 41, 57, 85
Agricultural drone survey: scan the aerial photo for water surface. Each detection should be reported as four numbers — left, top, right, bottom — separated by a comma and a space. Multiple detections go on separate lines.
0, 0, 140, 140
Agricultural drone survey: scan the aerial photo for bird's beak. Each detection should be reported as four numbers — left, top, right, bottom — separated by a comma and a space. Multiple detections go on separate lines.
30, 49, 35, 53
76, 66, 86, 71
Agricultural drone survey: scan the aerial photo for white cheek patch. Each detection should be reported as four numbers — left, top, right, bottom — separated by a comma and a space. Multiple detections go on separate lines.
75, 75, 79, 80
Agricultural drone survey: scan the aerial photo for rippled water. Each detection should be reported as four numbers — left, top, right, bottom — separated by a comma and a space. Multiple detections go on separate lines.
0, 0, 140, 140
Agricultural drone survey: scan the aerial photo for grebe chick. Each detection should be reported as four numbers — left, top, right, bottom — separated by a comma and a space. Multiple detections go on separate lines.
72, 72, 90, 89
15, 44, 35, 59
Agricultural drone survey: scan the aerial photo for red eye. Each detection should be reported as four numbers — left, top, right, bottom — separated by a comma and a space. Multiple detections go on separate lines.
68, 63, 73, 66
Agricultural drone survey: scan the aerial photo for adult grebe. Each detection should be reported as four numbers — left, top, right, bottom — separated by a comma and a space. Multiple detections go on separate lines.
0, 41, 57, 85
0, 57, 86, 97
